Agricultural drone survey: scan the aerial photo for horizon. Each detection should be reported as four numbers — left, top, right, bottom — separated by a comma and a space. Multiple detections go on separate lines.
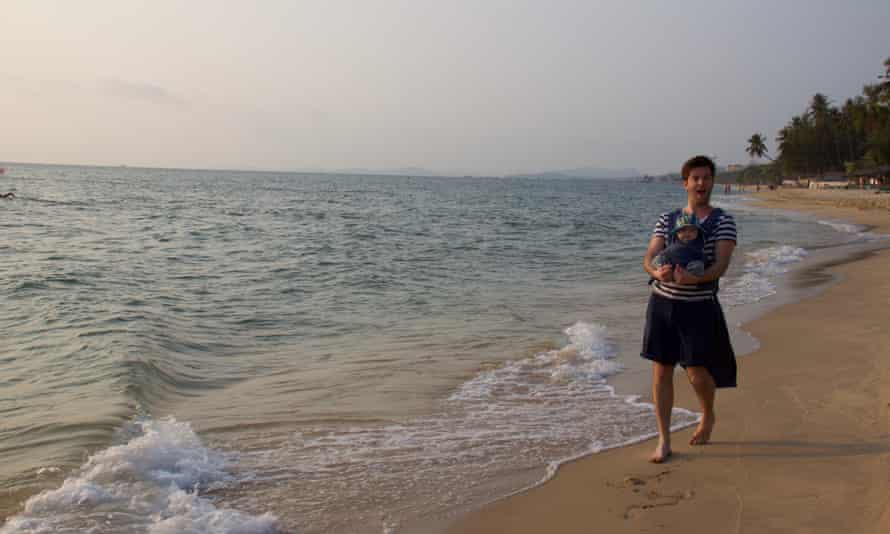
0, 154, 781, 179
0, 158, 647, 178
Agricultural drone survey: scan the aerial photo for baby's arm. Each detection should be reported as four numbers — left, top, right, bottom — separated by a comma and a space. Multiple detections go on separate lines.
652, 252, 667, 269
685, 260, 705, 276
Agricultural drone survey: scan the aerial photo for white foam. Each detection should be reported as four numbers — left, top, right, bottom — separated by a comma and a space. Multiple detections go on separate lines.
449, 321, 621, 401
818, 219, 863, 234
1, 417, 280, 534
227, 322, 698, 532
520, 391, 699, 503
746, 245, 808, 274
817, 219, 889, 241
34, 467, 62, 477
712, 195, 754, 206
721, 245, 808, 306
712, 195, 760, 213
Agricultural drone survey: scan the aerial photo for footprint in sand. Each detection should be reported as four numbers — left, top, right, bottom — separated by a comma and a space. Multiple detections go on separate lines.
608, 470, 696, 520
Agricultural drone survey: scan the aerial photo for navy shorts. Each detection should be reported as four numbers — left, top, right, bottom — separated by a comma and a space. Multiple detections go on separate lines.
641, 292, 737, 388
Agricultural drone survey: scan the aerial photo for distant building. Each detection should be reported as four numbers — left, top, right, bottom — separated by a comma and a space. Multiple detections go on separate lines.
726, 164, 744, 172
850, 165, 890, 187
808, 173, 853, 189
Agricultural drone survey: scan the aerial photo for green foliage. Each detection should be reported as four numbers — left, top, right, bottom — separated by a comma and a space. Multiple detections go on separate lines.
725, 163, 780, 185
767, 57, 890, 176
746, 133, 770, 160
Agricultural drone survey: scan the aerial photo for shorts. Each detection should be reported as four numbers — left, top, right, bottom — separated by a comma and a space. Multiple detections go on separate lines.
640, 292, 737, 388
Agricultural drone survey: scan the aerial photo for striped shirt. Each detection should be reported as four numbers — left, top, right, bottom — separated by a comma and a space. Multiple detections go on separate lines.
650, 208, 737, 301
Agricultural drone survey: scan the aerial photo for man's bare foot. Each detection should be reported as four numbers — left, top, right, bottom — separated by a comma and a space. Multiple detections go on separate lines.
689, 414, 715, 445
649, 441, 672, 463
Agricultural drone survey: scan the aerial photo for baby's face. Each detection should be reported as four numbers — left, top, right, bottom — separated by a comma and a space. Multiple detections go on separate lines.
676, 226, 698, 242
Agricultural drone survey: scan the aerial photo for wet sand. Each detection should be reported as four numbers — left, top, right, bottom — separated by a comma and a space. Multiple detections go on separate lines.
446, 188, 890, 533
753, 187, 890, 233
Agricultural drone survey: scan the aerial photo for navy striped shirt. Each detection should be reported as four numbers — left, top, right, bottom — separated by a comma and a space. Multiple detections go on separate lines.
651, 209, 737, 301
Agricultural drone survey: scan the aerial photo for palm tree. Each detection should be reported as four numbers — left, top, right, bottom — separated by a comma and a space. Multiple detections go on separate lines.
771, 56, 890, 174
809, 93, 831, 122
879, 56, 890, 96
746, 133, 771, 160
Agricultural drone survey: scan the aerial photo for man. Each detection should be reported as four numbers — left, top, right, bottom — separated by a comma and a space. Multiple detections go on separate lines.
641, 155, 737, 463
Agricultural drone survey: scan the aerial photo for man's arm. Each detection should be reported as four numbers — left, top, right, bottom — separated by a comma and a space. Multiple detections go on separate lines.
643, 235, 673, 282
674, 240, 735, 285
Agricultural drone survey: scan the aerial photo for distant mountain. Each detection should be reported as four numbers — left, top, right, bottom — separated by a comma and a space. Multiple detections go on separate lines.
506, 166, 641, 179
307, 165, 641, 179
332, 167, 441, 177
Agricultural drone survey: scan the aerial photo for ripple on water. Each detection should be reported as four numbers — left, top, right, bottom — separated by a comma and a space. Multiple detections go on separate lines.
1, 169, 862, 531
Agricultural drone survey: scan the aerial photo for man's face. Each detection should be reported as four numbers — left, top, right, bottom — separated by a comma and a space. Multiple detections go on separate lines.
684, 167, 714, 205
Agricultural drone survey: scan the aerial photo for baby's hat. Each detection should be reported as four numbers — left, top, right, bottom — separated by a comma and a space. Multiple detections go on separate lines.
671, 213, 703, 235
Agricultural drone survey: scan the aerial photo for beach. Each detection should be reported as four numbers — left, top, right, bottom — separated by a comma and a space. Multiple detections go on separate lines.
6, 167, 794, 532
3, 171, 888, 533
446, 188, 890, 534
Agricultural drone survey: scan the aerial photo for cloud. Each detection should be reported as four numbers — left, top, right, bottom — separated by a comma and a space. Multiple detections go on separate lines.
102, 78, 188, 108
2, 74, 188, 110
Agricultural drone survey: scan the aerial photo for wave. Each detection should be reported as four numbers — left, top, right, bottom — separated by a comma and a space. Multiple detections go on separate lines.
1, 418, 280, 534
721, 245, 808, 306
449, 322, 622, 401
711, 195, 758, 212
817, 219, 889, 242
218, 322, 698, 532
11, 196, 93, 207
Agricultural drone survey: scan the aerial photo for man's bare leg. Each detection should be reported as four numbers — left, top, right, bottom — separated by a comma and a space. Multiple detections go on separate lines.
650, 362, 675, 462
686, 366, 716, 445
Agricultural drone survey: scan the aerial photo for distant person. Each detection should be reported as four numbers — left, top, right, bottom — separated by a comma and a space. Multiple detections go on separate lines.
641, 155, 737, 463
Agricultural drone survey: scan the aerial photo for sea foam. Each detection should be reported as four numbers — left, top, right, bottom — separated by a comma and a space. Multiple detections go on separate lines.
721, 245, 808, 306
817, 219, 889, 242
449, 321, 622, 401
223, 322, 698, 532
1, 418, 279, 534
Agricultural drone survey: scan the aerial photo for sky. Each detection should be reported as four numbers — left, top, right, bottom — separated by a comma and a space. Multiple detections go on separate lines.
2, 0, 889, 176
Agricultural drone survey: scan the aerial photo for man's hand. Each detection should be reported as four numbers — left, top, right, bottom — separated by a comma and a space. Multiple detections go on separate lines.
673, 265, 701, 285
652, 264, 674, 283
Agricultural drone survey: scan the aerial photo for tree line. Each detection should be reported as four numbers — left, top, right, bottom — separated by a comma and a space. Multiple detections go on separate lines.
745, 56, 890, 181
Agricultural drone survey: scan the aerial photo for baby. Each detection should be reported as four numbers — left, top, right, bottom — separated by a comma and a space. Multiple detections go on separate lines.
652, 214, 706, 276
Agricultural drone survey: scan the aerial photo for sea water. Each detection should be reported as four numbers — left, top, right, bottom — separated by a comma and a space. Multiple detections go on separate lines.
0, 164, 880, 532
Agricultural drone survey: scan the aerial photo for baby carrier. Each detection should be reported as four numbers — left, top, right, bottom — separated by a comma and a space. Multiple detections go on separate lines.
655, 207, 726, 295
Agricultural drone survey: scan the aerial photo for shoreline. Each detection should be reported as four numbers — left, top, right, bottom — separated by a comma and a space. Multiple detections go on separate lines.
750, 188, 890, 234
4, 187, 887, 532
441, 189, 890, 534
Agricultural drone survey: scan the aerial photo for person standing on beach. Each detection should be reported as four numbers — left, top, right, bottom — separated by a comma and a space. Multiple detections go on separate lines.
641, 155, 737, 463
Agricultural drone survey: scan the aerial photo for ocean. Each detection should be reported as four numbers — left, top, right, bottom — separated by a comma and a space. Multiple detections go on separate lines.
0, 163, 883, 533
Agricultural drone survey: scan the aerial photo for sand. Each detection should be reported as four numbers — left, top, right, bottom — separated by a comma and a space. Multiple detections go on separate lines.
447, 188, 890, 534
753, 188, 890, 233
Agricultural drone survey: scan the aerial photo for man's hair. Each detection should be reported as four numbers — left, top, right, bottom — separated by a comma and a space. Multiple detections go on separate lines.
681, 155, 716, 180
